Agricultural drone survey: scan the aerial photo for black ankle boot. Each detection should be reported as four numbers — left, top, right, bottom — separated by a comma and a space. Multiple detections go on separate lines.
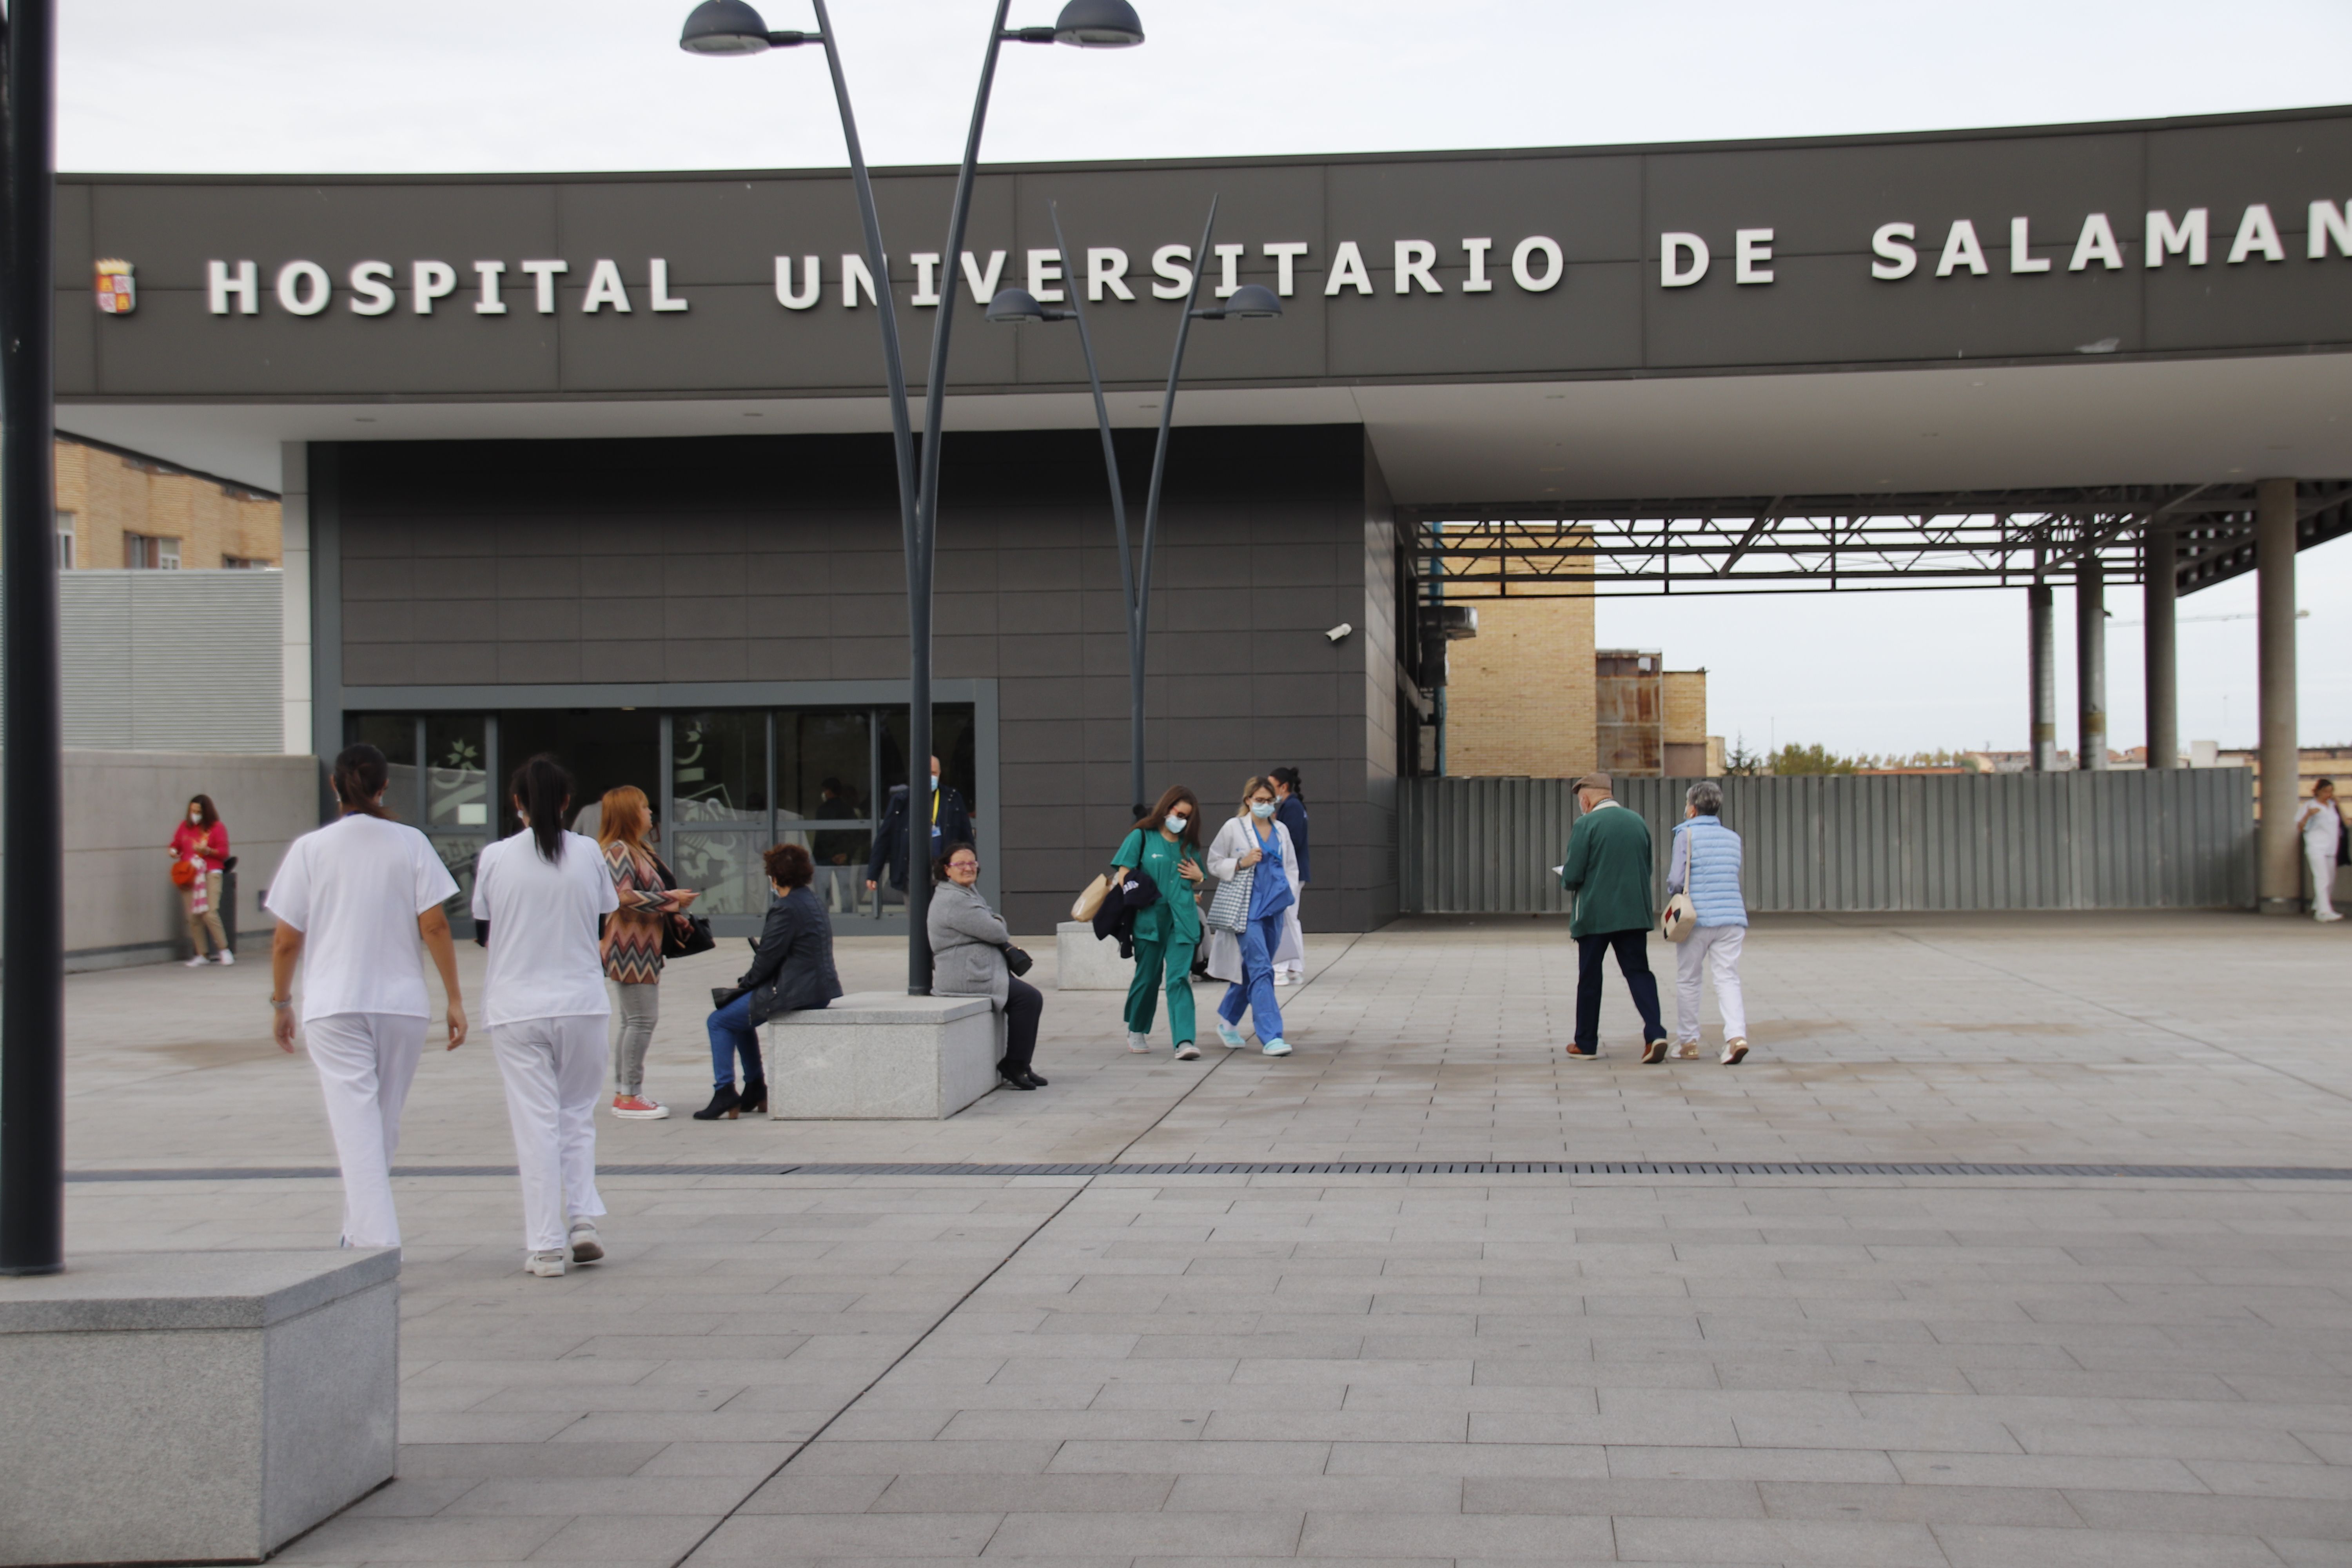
692, 1085, 742, 1120
997, 1060, 1036, 1090
736, 1081, 768, 1115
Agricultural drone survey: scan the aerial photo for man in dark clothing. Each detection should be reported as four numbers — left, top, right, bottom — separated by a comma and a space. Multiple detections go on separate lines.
1557, 771, 1667, 1060
866, 755, 974, 895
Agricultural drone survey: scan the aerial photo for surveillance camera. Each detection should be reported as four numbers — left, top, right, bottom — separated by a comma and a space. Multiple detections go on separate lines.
1325, 622, 1354, 644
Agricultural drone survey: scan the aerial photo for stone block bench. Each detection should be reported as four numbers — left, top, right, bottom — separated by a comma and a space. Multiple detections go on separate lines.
0, 1247, 399, 1566
763, 991, 1001, 1118
1055, 918, 1132, 990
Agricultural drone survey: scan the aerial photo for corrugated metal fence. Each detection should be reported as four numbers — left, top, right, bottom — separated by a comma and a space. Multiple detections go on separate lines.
0, 570, 284, 753
1401, 771, 2256, 913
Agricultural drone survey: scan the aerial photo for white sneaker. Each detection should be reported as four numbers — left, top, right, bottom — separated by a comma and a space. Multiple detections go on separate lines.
216, 951, 235, 966
1273, 973, 1298, 987
1125, 1031, 1151, 1053
1216, 1022, 1248, 1049
1261, 1038, 1292, 1057
1720, 1038, 1749, 1065
1173, 1042, 1201, 1061
1673, 1041, 1701, 1060
2319, 911, 2345, 923
568, 1221, 604, 1264
526, 1250, 567, 1278
183, 954, 209, 968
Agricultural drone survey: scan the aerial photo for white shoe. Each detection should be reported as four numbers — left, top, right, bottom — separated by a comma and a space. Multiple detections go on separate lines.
1261, 1038, 1292, 1056
1125, 1031, 1151, 1053
1273, 973, 1298, 987
216, 951, 235, 966
526, 1250, 567, 1278
1673, 1041, 1701, 1060
2318, 911, 2344, 923
1173, 1042, 1201, 1061
184, 954, 209, 968
567, 1221, 604, 1264
1720, 1038, 1749, 1065
1216, 1023, 1248, 1049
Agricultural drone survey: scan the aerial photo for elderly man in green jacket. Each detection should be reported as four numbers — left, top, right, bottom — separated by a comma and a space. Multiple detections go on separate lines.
1559, 771, 1668, 1060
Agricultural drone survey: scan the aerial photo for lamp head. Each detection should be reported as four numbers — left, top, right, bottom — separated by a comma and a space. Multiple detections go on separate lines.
1222, 283, 1283, 319
986, 287, 1051, 323
1053, 0, 1145, 46
680, 0, 778, 54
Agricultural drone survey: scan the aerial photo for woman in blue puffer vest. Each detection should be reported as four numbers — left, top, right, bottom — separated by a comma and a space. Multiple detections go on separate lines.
1666, 780, 1750, 1065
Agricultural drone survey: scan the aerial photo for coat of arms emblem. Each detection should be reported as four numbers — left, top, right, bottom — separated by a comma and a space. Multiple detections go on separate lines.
94, 258, 134, 315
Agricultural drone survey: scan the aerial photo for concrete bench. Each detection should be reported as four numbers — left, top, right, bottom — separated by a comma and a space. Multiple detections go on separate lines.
763, 991, 1001, 1118
1055, 918, 1132, 990
0, 1247, 399, 1566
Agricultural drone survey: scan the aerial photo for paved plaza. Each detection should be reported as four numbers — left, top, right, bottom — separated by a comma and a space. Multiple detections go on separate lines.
60, 912, 2352, 1566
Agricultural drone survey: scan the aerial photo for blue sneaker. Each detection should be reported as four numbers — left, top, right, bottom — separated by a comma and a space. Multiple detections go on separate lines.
1261, 1038, 1292, 1057
1216, 1022, 1248, 1049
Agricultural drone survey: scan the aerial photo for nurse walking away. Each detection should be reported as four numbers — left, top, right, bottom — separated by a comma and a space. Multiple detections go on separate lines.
1206, 776, 1302, 1057
1665, 780, 1751, 1065
1114, 786, 1208, 1058
2298, 778, 2345, 922
473, 756, 621, 1278
265, 744, 468, 1250
1269, 768, 1310, 985
1559, 770, 1669, 1061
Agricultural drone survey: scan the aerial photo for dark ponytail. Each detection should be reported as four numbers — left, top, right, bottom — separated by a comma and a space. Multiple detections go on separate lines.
332, 744, 393, 818
508, 754, 572, 863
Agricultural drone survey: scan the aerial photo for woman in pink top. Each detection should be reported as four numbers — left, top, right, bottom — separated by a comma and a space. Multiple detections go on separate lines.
170, 794, 232, 966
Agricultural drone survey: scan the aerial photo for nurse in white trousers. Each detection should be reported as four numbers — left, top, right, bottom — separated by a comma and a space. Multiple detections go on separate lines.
267, 743, 470, 1250
473, 755, 622, 1277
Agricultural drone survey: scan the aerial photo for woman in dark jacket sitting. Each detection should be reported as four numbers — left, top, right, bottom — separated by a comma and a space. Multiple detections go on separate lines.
697, 842, 842, 1120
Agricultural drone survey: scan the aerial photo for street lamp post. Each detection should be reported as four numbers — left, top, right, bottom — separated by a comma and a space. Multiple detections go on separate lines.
680, 0, 1141, 993
987, 200, 1280, 819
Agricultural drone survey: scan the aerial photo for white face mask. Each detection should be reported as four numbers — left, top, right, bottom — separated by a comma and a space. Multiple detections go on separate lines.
1250, 800, 1276, 820
189, 810, 203, 824
1164, 815, 1189, 834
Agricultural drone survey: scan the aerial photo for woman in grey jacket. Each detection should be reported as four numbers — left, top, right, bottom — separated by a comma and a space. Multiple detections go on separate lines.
926, 842, 1047, 1090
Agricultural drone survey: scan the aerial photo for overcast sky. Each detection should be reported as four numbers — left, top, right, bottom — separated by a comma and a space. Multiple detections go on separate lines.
58, 1, 2352, 755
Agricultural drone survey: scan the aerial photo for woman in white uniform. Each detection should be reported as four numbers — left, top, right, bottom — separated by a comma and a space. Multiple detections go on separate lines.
473, 755, 621, 1277
2297, 777, 2344, 923
267, 743, 468, 1250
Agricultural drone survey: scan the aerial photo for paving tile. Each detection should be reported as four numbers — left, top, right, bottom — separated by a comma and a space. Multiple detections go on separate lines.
1934, 1523, 2290, 1566
1611, 1515, 1950, 1566
1297, 1510, 1617, 1558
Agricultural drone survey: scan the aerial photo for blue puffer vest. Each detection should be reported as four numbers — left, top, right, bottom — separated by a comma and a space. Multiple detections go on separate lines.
1671, 816, 1748, 928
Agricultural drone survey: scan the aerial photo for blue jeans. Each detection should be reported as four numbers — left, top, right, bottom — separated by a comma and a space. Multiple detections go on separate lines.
1218, 912, 1286, 1042
705, 991, 764, 1090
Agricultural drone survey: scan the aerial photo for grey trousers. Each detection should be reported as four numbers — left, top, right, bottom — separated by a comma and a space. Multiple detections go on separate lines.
609, 981, 660, 1096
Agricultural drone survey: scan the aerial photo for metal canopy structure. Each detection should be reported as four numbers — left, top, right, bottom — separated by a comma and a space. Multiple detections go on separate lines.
1402, 480, 2352, 601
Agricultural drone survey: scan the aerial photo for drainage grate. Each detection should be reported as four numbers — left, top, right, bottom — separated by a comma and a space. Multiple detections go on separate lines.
64, 1160, 2352, 1182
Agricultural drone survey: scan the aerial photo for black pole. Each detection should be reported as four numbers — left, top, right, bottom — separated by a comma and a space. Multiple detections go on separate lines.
0, 0, 62, 1277
907, 0, 1014, 995
1044, 203, 1141, 818
804, 0, 925, 993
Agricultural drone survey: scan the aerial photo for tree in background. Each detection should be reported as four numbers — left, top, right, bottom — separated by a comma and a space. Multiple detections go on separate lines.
1768, 743, 1858, 775
1722, 735, 1765, 776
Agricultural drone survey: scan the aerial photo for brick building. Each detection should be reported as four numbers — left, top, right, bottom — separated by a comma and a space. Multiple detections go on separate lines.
54, 435, 280, 572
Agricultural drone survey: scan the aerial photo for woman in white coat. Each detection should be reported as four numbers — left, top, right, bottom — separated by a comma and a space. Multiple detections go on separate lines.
472, 754, 620, 1278
1204, 775, 1303, 1056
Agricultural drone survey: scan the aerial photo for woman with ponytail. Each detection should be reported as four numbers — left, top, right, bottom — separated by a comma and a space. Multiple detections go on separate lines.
472, 755, 621, 1278
264, 742, 469, 1251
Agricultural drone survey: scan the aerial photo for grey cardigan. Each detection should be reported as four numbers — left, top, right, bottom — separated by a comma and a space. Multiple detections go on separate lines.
926, 880, 1011, 1011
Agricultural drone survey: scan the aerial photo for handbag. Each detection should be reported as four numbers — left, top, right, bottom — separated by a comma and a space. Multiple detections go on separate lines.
998, 943, 1034, 977
1661, 892, 1697, 943
1204, 864, 1254, 933
170, 858, 199, 887
645, 851, 715, 958
1071, 873, 1111, 922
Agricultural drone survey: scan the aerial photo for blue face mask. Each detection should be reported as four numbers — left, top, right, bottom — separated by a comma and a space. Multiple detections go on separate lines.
929, 775, 938, 792
1251, 801, 1276, 820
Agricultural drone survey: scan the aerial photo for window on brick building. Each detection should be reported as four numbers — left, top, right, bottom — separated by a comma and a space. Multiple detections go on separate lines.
55, 510, 74, 568
124, 532, 180, 570
222, 555, 273, 569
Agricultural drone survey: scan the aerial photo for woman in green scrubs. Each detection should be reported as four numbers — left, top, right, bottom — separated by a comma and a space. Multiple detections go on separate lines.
1112, 785, 1207, 1060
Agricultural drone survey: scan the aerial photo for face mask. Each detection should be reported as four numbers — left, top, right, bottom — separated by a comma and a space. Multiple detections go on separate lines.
1165, 815, 1189, 834
1251, 801, 1276, 820
189, 811, 202, 824
929, 775, 939, 792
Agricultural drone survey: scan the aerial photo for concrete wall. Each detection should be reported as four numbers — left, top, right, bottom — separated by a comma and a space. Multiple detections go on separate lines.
0, 750, 322, 970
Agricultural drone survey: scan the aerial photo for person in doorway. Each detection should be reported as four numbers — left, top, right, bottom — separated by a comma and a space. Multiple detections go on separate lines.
812, 776, 863, 913
1113, 786, 1207, 1059
596, 785, 700, 1120
701, 842, 842, 1118
1268, 768, 1310, 985
1205, 776, 1302, 1057
929, 842, 1048, 1089
1665, 780, 1750, 1065
474, 756, 620, 1278
867, 756, 973, 902
1559, 771, 1668, 1061
265, 744, 468, 1250
2298, 778, 2345, 923
171, 793, 233, 966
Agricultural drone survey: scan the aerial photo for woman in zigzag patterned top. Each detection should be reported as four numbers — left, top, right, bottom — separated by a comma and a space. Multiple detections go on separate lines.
596, 786, 700, 1120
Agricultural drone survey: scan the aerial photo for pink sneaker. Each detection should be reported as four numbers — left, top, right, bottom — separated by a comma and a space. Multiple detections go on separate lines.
610, 1094, 670, 1120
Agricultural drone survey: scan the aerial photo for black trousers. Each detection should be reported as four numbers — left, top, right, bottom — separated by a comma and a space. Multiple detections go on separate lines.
1001, 976, 1044, 1073
1575, 929, 1666, 1050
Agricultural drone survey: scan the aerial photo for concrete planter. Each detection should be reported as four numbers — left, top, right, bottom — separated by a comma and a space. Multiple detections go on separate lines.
765, 991, 1000, 1118
0, 1248, 399, 1566
1054, 920, 1132, 991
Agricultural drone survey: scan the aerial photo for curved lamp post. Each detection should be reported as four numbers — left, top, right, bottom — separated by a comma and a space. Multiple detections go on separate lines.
681, 0, 1140, 993
988, 198, 1280, 817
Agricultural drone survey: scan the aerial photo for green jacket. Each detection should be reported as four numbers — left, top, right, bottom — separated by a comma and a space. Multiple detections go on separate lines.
1561, 800, 1654, 938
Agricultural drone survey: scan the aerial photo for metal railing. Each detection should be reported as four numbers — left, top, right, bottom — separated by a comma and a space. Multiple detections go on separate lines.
1401, 770, 2256, 914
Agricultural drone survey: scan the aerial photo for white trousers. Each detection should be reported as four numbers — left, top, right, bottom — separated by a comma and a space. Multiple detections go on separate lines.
1275, 906, 1305, 979
304, 1012, 429, 1249
2310, 842, 2339, 919
1673, 925, 1747, 1044
491, 1016, 610, 1253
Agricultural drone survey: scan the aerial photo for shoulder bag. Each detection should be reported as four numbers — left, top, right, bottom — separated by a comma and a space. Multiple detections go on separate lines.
1071, 873, 1111, 922
650, 851, 716, 959
1204, 856, 1255, 933
997, 942, 1034, 977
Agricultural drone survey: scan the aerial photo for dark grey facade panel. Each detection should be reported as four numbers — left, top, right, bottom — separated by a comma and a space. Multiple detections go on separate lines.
322, 424, 1390, 933
56, 105, 2352, 404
